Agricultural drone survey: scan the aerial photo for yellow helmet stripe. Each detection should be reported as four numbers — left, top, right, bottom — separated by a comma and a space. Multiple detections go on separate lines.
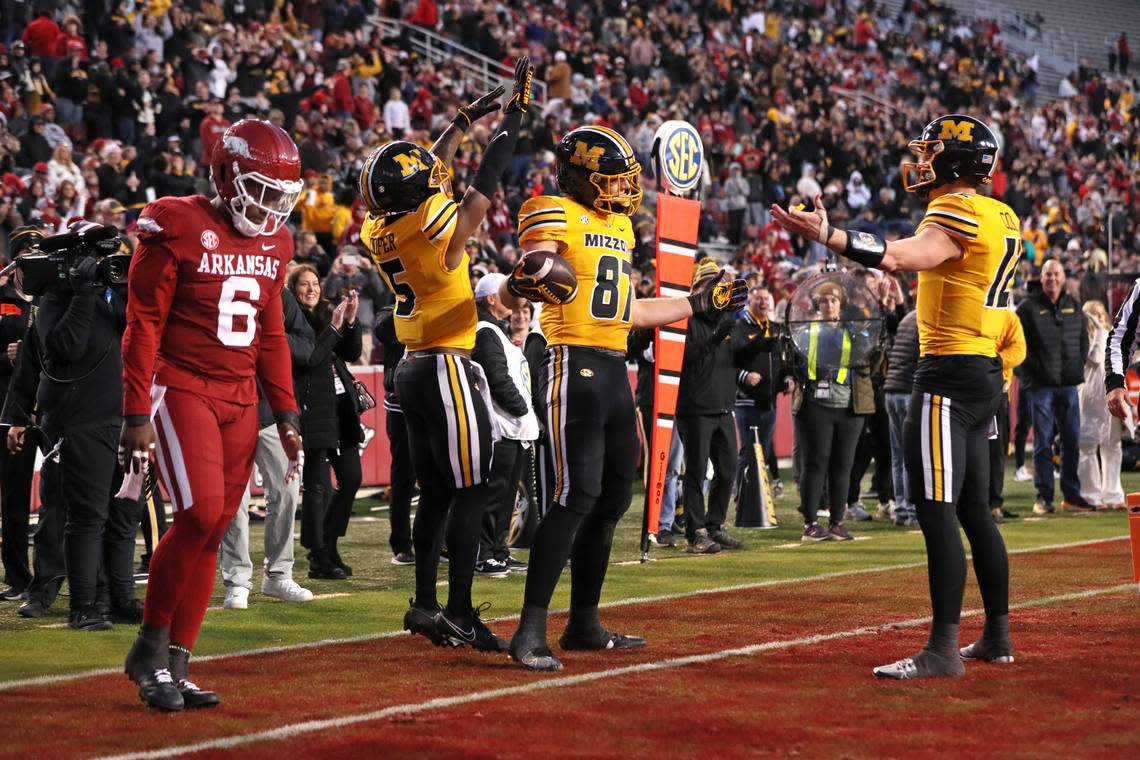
577, 125, 633, 157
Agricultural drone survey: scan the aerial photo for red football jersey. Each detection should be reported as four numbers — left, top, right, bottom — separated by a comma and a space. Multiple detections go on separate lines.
122, 195, 297, 419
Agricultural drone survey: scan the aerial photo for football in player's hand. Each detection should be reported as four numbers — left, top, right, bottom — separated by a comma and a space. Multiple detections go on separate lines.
508, 251, 578, 305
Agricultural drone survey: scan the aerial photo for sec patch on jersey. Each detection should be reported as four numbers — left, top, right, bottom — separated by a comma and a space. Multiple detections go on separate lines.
508, 251, 578, 305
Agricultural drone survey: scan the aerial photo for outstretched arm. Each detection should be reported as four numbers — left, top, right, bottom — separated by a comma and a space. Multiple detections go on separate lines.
770, 193, 961, 272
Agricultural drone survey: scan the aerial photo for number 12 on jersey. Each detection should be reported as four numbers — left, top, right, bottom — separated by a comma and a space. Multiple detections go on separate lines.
985, 237, 1022, 309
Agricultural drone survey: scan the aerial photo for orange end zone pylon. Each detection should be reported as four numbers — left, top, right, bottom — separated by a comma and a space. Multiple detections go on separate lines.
1128, 492, 1140, 594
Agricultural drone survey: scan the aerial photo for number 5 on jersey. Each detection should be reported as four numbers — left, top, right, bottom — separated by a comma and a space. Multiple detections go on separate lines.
378, 258, 417, 317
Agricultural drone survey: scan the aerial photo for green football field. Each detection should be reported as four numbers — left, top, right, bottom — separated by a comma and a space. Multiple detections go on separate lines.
0, 468, 1134, 683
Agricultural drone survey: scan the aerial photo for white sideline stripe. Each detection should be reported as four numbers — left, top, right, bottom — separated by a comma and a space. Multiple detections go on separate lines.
658, 242, 696, 257
0, 535, 1125, 693
96, 582, 1134, 760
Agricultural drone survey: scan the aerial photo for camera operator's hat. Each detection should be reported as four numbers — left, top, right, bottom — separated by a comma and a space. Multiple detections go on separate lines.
98, 198, 127, 214
9, 225, 44, 256
812, 281, 844, 302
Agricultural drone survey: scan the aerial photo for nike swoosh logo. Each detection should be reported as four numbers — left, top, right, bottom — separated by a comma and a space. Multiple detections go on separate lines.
261, 244, 276, 251
442, 616, 475, 642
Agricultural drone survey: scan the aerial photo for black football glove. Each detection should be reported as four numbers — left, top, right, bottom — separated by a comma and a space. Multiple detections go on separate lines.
68, 256, 99, 292
453, 85, 505, 130
688, 271, 747, 315
503, 56, 534, 114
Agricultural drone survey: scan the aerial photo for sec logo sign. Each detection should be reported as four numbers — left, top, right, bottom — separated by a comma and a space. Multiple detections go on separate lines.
201, 229, 219, 251
652, 120, 703, 195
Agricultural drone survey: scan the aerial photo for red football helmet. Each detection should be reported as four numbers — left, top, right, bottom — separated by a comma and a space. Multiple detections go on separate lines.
210, 119, 302, 237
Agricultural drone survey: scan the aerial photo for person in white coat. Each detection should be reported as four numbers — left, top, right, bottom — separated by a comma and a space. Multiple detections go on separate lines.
1078, 300, 1126, 509
472, 273, 540, 575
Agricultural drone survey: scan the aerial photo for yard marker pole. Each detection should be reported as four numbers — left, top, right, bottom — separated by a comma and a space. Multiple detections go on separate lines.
1128, 492, 1140, 594
642, 121, 703, 561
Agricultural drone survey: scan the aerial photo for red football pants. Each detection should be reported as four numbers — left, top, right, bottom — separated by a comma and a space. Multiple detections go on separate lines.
143, 386, 258, 649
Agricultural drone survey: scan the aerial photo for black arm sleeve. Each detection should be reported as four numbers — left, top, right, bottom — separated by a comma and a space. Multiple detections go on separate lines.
471, 111, 523, 199
474, 327, 528, 417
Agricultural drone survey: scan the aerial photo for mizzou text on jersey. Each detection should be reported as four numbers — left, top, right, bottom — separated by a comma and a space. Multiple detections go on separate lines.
517, 195, 636, 353
914, 192, 1022, 357
361, 192, 477, 352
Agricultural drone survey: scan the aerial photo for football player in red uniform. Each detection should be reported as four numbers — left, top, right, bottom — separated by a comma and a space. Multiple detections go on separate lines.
119, 119, 304, 711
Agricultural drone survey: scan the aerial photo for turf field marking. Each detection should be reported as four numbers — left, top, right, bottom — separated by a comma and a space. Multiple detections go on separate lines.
94, 582, 1135, 760
0, 535, 1125, 692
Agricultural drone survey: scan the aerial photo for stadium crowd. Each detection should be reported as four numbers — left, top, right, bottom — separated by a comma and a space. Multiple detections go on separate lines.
0, 0, 1137, 627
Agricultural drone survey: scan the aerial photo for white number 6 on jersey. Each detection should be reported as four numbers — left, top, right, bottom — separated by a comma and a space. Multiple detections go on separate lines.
217, 276, 260, 347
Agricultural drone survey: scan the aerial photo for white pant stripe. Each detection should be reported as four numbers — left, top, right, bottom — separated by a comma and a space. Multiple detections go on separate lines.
453, 356, 481, 485
940, 396, 953, 503
920, 393, 933, 501
152, 393, 194, 511
436, 356, 464, 488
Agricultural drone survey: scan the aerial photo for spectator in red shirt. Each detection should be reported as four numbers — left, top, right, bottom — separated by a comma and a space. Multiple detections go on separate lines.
407, 0, 438, 28
198, 99, 231, 165
52, 16, 88, 61
330, 59, 354, 116
350, 83, 376, 130
20, 9, 61, 59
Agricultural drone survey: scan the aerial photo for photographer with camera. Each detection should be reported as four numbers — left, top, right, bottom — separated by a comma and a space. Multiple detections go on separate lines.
26, 221, 139, 630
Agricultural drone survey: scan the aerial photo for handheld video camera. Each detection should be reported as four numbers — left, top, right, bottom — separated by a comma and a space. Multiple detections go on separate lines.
5, 224, 131, 297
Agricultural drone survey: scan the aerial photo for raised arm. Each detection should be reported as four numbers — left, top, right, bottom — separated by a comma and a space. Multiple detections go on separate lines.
430, 85, 506, 167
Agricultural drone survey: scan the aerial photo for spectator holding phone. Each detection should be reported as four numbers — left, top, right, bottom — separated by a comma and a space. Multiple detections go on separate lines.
321, 245, 388, 363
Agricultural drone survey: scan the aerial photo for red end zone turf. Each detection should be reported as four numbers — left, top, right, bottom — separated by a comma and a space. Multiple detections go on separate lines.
0, 539, 1135, 759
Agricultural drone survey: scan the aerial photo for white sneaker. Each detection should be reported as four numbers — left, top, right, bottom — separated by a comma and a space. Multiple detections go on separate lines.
844, 502, 872, 521
223, 586, 249, 610
261, 575, 314, 603
1014, 466, 1032, 482
876, 500, 895, 521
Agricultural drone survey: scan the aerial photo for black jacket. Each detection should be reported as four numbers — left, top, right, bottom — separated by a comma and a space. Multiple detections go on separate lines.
291, 306, 363, 451
1016, 291, 1088, 389
35, 284, 127, 437
375, 307, 405, 410
677, 310, 737, 416
0, 284, 32, 410
627, 328, 654, 409
473, 303, 528, 418
0, 310, 42, 430
257, 289, 314, 429
732, 311, 787, 412
883, 309, 919, 394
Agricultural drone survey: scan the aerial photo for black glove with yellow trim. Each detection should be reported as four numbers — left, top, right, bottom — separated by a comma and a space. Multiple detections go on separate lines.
503, 56, 534, 114
688, 270, 747, 315
453, 86, 505, 131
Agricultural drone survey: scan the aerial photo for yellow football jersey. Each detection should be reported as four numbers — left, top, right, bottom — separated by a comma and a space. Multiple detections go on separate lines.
914, 192, 1022, 357
362, 191, 476, 351
518, 195, 635, 352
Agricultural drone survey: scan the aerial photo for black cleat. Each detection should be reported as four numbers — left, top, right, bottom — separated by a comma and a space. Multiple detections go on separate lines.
18, 598, 50, 618
960, 638, 1015, 663
559, 627, 647, 651
109, 599, 145, 624
132, 668, 185, 711
0, 586, 28, 602
177, 679, 220, 709
403, 599, 452, 647
509, 638, 564, 672
438, 604, 509, 652
68, 606, 114, 631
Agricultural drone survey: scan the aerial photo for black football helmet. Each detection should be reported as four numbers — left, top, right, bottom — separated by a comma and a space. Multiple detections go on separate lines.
555, 126, 642, 215
901, 113, 999, 195
359, 141, 452, 216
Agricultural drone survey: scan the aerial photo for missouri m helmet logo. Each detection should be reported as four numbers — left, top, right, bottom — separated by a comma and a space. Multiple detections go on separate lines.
571, 141, 605, 171
393, 151, 430, 177
937, 120, 975, 142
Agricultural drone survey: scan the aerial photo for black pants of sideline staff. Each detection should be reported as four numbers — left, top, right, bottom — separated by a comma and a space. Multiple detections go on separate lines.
676, 412, 737, 538
1, 440, 37, 591
53, 426, 140, 612
794, 401, 864, 525
481, 438, 527, 562
385, 409, 415, 557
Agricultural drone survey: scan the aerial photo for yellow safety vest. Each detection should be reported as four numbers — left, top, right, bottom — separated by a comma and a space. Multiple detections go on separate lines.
808, 322, 851, 384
